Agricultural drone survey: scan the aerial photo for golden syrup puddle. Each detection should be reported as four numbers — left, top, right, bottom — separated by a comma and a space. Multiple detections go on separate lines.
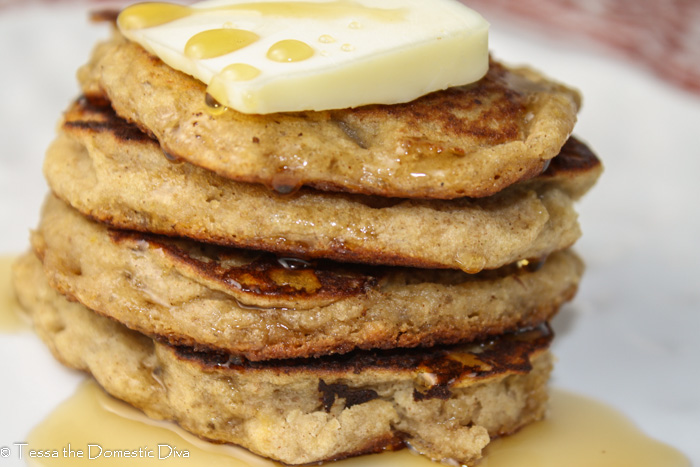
3, 255, 689, 466
480, 390, 690, 467
18, 379, 690, 467
0, 255, 30, 333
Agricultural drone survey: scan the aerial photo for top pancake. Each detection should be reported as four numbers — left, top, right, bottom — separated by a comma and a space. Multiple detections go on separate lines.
78, 31, 581, 199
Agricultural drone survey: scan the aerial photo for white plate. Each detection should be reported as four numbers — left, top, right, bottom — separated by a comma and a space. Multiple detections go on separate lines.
1, 4, 698, 466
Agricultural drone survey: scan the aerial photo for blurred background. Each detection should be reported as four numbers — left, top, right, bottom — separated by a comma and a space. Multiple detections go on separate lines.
1, 0, 699, 465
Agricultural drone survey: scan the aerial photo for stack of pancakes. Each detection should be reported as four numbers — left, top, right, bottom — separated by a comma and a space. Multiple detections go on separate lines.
12, 18, 601, 466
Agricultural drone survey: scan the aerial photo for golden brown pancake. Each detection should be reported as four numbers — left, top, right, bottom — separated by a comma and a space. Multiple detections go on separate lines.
31, 194, 582, 360
78, 31, 581, 199
13, 250, 553, 466
45, 97, 600, 273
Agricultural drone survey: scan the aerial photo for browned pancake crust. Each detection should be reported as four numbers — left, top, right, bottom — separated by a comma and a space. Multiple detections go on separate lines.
64, 95, 601, 200
175, 323, 553, 384
31, 195, 583, 360
46, 97, 599, 273
13, 249, 553, 465
78, 31, 581, 199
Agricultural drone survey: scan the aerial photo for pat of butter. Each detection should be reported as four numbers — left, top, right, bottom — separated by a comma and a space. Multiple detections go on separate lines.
118, 0, 489, 114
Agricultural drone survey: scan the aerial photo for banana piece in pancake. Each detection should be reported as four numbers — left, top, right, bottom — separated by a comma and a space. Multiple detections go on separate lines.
32, 195, 582, 360
78, 31, 581, 199
45, 97, 600, 273
13, 251, 553, 466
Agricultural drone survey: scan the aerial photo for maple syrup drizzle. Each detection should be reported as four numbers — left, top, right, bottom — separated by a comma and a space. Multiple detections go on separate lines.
19, 379, 689, 467
3, 260, 689, 466
204, 93, 228, 116
118, 1, 403, 31
122, 2, 399, 115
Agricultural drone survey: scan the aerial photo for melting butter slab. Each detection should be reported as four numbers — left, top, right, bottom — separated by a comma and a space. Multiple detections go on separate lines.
118, 0, 489, 113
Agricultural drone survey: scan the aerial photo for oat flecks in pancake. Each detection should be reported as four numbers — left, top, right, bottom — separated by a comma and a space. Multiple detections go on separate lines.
13, 250, 553, 466
30, 195, 582, 360
45, 98, 601, 273
78, 32, 581, 199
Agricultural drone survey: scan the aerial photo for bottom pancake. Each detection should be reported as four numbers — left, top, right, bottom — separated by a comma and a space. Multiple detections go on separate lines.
13, 251, 553, 466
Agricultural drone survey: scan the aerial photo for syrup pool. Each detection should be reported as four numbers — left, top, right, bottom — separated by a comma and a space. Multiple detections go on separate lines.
19, 379, 689, 467
0, 256, 29, 332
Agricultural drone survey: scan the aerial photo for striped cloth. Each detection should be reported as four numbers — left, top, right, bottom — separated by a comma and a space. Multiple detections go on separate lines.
465, 0, 700, 94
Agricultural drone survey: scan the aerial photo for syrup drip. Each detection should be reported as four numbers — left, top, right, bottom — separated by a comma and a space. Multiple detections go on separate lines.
162, 149, 182, 163
269, 173, 303, 195
204, 93, 228, 116
233, 297, 288, 312
454, 254, 487, 275
516, 257, 546, 273
205, 63, 261, 115
277, 257, 313, 270
0, 256, 29, 332
21, 380, 690, 467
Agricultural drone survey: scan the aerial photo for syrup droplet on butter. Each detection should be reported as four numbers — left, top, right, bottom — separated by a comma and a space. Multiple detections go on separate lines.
117, 2, 192, 30
266, 39, 315, 62
221, 63, 262, 81
118, 1, 406, 30
22, 378, 689, 467
185, 28, 260, 59
0, 256, 30, 333
117, 0, 489, 114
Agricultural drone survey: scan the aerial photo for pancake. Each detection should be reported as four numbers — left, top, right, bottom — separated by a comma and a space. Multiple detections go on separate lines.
78, 31, 581, 199
32, 194, 582, 360
13, 250, 553, 466
45, 97, 601, 273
